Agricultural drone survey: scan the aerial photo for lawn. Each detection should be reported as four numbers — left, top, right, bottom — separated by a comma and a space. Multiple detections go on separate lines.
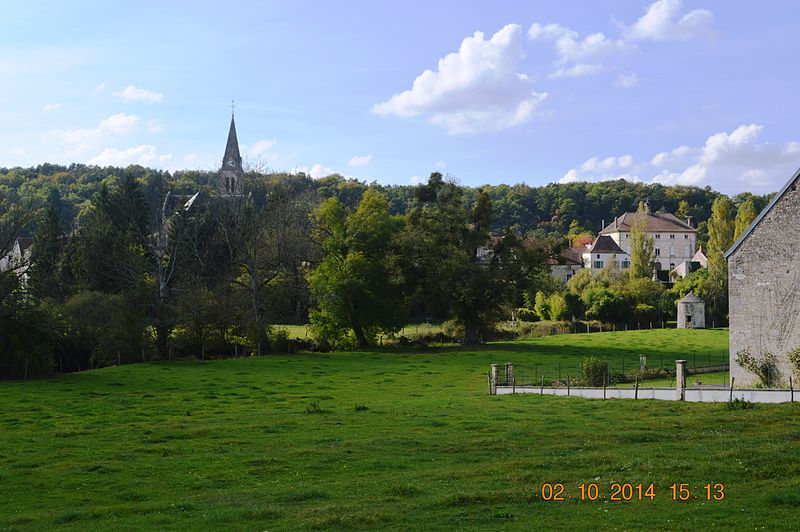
2, 328, 799, 530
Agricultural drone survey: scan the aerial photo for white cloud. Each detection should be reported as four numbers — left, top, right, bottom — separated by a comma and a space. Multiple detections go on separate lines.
347, 154, 372, 167
624, 0, 713, 42
549, 63, 605, 79
95, 82, 106, 92
410, 175, 422, 185
145, 119, 162, 133
114, 85, 163, 103
249, 139, 276, 157
291, 164, 338, 179
615, 72, 640, 88
45, 112, 142, 156
373, 24, 547, 134
434, 161, 447, 169
560, 125, 800, 194
42, 103, 62, 113
88, 145, 172, 167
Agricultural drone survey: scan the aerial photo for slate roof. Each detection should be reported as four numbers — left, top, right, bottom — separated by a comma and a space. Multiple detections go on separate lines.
589, 235, 625, 254
16, 237, 33, 252
725, 166, 800, 259
547, 246, 584, 266
222, 115, 243, 171
600, 211, 696, 234
677, 292, 704, 304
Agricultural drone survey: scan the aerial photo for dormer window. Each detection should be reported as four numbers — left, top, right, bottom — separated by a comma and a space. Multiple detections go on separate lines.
669, 234, 675, 239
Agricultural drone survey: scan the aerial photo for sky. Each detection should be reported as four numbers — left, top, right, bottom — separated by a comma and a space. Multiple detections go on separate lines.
2, 0, 799, 195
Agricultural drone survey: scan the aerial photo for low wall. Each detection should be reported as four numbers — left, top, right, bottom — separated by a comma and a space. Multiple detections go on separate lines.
497, 386, 796, 403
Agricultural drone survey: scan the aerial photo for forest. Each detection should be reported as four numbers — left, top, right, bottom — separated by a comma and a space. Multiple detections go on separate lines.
0, 163, 772, 379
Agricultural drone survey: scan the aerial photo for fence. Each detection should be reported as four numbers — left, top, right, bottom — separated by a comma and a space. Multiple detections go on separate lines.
489, 361, 798, 403
497, 350, 730, 389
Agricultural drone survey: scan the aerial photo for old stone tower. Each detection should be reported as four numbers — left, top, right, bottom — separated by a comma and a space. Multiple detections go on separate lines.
726, 167, 800, 386
220, 112, 244, 197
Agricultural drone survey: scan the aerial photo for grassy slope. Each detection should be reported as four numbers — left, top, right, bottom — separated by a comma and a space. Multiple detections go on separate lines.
2, 329, 798, 530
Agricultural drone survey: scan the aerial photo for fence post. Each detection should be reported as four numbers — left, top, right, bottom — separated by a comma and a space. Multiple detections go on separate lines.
791, 377, 794, 403
567, 376, 570, 396
635, 377, 639, 400
675, 360, 687, 401
540, 376, 544, 395
729, 376, 735, 402
505, 362, 514, 385
490, 364, 499, 395
639, 354, 647, 373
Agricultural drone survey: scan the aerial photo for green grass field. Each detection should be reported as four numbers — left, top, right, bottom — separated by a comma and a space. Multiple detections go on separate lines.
2, 328, 799, 530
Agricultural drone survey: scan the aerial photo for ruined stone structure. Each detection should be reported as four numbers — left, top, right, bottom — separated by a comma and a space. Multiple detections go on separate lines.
676, 292, 705, 329
726, 168, 800, 386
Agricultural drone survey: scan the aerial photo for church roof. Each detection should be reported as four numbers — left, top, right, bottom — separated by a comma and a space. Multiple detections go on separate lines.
600, 211, 695, 234
223, 115, 242, 170
725, 166, 800, 259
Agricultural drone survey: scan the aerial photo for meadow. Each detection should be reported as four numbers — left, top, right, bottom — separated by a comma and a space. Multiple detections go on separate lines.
2, 328, 799, 530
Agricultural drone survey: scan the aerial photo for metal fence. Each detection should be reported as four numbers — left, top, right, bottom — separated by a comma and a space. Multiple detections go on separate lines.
497, 350, 730, 388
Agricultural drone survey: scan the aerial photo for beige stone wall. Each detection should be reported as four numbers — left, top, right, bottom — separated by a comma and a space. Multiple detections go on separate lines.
728, 180, 800, 386
677, 301, 705, 328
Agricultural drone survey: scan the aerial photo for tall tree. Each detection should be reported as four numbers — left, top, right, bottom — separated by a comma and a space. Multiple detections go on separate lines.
705, 196, 736, 323
308, 190, 405, 348
733, 197, 758, 241
629, 201, 655, 279
28, 192, 66, 302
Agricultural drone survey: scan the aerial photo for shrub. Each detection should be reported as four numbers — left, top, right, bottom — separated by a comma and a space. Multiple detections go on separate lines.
548, 293, 570, 321
727, 397, 755, 410
581, 356, 609, 386
515, 307, 537, 322
787, 347, 800, 380
735, 349, 779, 386
534, 292, 550, 321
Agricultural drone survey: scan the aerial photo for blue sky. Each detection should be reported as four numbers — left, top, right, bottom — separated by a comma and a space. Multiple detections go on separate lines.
2, 0, 799, 195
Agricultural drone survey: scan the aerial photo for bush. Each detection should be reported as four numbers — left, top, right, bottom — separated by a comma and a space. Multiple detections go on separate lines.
516, 321, 572, 338
735, 349, 779, 386
727, 397, 755, 410
269, 327, 291, 354
787, 347, 800, 380
581, 356, 609, 386
534, 292, 550, 321
515, 307, 537, 322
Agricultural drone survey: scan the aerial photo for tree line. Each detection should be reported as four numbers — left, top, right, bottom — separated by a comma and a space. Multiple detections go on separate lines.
0, 164, 770, 379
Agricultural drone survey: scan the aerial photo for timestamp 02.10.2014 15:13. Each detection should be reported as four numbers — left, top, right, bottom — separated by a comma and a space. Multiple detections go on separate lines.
540, 482, 725, 502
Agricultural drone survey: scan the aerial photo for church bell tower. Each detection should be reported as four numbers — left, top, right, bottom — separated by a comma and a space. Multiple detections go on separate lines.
220, 102, 243, 196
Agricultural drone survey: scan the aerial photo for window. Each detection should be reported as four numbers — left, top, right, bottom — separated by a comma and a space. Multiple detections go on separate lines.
686, 315, 692, 323
670, 263, 675, 269
621, 260, 630, 269
684, 234, 689, 239
655, 248, 661, 256
670, 234, 675, 239
593, 261, 603, 269
669, 246, 675, 256
597, 254, 601, 259
655, 234, 661, 239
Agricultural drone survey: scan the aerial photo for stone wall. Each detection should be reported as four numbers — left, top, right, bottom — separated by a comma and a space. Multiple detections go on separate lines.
728, 177, 800, 386
677, 301, 705, 328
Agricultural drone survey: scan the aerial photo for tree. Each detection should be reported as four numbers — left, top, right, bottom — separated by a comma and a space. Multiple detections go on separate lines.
398, 174, 542, 345
308, 190, 405, 348
28, 193, 66, 301
734, 197, 757, 242
629, 202, 655, 278
705, 196, 736, 323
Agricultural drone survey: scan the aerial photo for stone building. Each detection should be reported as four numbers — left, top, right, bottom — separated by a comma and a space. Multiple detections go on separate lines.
676, 292, 705, 329
726, 168, 800, 386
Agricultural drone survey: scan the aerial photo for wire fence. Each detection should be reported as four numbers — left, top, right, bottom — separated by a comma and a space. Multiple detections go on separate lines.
499, 350, 730, 388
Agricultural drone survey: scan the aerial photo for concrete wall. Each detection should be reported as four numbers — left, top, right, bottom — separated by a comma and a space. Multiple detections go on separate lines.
728, 180, 800, 387
497, 386, 796, 403
677, 301, 705, 329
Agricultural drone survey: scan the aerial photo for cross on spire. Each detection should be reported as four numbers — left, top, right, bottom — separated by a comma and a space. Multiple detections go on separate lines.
230, 99, 236, 117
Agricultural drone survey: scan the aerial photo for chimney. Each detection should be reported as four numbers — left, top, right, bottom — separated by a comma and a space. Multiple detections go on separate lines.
686, 215, 692, 228
601, 219, 605, 231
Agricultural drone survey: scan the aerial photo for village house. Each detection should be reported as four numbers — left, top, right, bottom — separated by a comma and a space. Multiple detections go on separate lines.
726, 168, 800, 387
549, 204, 703, 283
0, 237, 33, 284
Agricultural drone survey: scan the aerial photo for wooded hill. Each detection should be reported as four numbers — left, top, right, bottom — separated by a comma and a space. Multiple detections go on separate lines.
0, 163, 773, 246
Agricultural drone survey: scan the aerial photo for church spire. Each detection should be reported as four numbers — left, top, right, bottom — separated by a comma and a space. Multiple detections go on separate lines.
220, 103, 243, 196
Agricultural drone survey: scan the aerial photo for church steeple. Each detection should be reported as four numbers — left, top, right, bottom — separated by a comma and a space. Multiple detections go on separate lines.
220, 103, 243, 196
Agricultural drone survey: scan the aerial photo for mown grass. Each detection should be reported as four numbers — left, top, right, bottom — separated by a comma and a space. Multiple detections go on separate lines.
2, 328, 798, 530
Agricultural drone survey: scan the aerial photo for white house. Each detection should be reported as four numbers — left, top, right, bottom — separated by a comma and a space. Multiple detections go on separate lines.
599, 206, 697, 273
0, 237, 33, 284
